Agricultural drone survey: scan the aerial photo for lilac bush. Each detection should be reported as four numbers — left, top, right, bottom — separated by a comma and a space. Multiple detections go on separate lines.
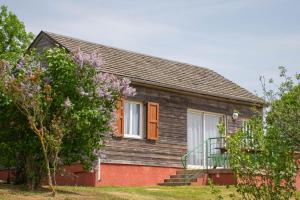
0, 47, 135, 195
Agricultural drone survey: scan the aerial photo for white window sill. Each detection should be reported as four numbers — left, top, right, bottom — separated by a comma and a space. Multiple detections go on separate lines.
124, 134, 143, 139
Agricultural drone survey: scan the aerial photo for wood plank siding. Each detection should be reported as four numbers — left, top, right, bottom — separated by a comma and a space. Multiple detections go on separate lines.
101, 84, 254, 168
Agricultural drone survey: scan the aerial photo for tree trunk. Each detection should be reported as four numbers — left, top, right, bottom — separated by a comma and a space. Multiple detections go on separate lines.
15, 152, 27, 185
39, 136, 56, 196
52, 147, 60, 186
29, 120, 56, 196
6, 168, 11, 184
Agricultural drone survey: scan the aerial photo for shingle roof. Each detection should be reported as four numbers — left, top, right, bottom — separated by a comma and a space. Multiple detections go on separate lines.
36, 31, 263, 104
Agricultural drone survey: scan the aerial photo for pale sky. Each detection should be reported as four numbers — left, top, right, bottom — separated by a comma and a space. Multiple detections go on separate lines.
1, 0, 299, 95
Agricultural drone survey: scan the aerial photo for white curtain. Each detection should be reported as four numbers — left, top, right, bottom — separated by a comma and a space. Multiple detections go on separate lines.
204, 115, 220, 139
132, 104, 140, 136
204, 115, 221, 162
187, 112, 203, 166
124, 103, 130, 134
124, 102, 140, 136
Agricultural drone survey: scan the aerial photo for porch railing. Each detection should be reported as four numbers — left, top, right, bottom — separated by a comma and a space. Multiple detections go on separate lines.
181, 143, 205, 169
181, 137, 229, 169
206, 137, 229, 169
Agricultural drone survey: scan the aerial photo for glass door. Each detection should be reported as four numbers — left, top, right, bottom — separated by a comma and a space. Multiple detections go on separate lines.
187, 110, 204, 168
204, 114, 223, 168
187, 110, 223, 168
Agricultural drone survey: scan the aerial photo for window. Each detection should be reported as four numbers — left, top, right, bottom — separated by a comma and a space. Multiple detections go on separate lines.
242, 120, 250, 133
124, 101, 143, 138
242, 120, 254, 148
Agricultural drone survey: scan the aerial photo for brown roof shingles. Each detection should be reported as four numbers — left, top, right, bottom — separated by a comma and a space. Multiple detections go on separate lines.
36, 31, 263, 104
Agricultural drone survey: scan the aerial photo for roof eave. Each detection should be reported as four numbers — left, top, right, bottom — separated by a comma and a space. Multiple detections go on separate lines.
130, 79, 264, 106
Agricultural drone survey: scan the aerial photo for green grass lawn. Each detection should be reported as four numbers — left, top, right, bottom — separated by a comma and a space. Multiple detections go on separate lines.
0, 184, 236, 200
0, 184, 299, 200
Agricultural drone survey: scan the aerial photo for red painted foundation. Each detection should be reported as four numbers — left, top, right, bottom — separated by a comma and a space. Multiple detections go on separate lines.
96, 163, 178, 186
0, 163, 178, 187
1, 163, 300, 190
55, 163, 179, 186
0, 170, 10, 182
294, 169, 300, 191
55, 164, 96, 186
209, 171, 237, 185
191, 170, 236, 186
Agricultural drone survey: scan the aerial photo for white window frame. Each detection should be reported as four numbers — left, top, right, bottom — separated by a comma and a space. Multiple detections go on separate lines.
124, 100, 144, 139
97, 158, 101, 181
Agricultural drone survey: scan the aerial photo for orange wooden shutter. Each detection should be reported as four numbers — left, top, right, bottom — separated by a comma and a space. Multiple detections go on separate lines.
116, 98, 124, 137
147, 102, 159, 140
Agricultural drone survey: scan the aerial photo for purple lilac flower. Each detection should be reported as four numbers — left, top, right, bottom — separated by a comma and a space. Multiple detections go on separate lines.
16, 63, 22, 70
43, 76, 51, 84
111, 79, 121, 91
90, 51, 104, 69
16, 58, 25, 70
73, 49, 84, 68
96, 88, 105, 97
121, 78, 131, 86
122, 86, 136, 97
73, 49, 104, 70
72, 48, 136, 101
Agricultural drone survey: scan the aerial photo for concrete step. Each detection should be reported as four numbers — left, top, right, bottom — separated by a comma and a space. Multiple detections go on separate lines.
170, 173, 204, 179
164, 178, 198, 183
176, 170, 205, 175
158, 182, 191, 186
159, 169, 234, 187
160, 169, 206, 186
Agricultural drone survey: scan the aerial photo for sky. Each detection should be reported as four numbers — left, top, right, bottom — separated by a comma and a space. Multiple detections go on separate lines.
1, 0, 299, 95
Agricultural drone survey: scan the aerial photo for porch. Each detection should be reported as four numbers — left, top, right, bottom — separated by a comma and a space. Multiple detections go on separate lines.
160, 137, 234, 186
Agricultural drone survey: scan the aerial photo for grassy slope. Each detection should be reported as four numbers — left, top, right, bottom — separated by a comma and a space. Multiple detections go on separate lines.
0, 184, 236, 200
0, 184, 299, 200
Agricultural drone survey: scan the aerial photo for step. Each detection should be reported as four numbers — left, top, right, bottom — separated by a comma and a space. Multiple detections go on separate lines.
159, 169, 233, 187
164, 178, 198, 183
176, 170, 205, 175
159, 169, 209, 186
170, 174, 199, 179
158, 182, 191, 186
170, 172, 204, 178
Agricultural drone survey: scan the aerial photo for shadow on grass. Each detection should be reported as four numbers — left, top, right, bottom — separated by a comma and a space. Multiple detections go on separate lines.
0, 183, 83, 196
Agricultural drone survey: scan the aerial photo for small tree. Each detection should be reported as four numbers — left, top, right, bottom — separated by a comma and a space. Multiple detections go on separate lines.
227, 67, 299, 200
0, 5, 34, 63
0, 5, 36, 186
227, 116, 297, 200
0, 93, 42, 186
263, 67, 300, 149
0, 47, 135, 195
